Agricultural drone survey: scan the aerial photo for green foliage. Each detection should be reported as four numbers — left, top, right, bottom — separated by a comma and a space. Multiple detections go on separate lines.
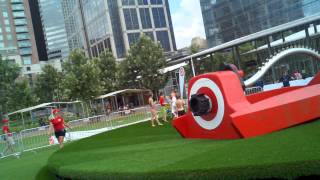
239, 42, 258, 75
118, 35, 168, 92
6, 79, 37, 112
34, 65, 63, 103
118, 55, 140, 89
0, 57, 22, 114
190, 43, 200, 54
95, 50, 118, 93
62, 49, 103, 101
193, 52, 233, 75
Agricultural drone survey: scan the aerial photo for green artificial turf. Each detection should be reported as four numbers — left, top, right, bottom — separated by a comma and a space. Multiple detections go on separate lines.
0, 147, 57, 180
47, 119, 320, 179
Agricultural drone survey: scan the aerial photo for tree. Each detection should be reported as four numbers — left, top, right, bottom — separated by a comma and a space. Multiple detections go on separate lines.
0, 57, 21, 114
118, 35, 168, 92
118, 55, 141, 89
190, 43, 200, 54
95, 50, 118, 93
62, 49, 103, 101
34, 65, 62, 103
6, 79, 37, 112
238, 42, 257, 75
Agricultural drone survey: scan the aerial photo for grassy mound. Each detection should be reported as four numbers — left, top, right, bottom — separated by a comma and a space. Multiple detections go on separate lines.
47, 120, 320, 179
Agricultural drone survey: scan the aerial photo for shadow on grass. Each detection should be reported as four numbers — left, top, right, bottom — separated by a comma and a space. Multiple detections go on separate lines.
35, 166, 58, 180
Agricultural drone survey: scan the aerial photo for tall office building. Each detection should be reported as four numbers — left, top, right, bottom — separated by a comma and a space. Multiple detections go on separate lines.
38, 0, 69, 60
200, 0, 320, 47
61, 0, 176, 59
0, 0, 41, 66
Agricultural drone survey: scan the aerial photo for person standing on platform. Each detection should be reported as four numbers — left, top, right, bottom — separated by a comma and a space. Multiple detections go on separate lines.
280, 71, 292, 87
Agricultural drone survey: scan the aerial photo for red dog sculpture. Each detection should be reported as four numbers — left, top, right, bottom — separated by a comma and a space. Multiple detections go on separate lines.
173, 70, 320, 139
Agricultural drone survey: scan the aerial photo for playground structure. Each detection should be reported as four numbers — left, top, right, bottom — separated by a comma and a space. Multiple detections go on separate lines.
173, 47, 320, 139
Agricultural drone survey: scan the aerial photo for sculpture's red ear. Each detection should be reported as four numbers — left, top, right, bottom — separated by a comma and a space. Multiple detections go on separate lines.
308, 71, 320, 86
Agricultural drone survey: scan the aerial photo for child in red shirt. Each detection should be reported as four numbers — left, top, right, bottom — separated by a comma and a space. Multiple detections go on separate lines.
159, 92, 168, 122
1, 118, 15, 156
48, 109, 70, 148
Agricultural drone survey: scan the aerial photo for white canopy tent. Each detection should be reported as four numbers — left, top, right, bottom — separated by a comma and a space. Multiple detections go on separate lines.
7, 103, 53, 116
6, 101, 82, 130
159, 62, 188, 74
96, 89, 150, 112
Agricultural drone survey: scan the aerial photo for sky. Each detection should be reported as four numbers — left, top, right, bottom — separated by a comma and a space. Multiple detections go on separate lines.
169, 0, 206, 49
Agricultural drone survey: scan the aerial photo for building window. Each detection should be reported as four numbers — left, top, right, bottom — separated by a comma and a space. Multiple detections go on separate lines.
5, 27, 11, 32
104, 38, 111, 51
14, 18, 27, 25
98, 41, 104, 54
150, 0, 162, 5
18, 40, 31, 48
11, 4, 24, 11
128, 33, 140, 45
7, 34, 12, 40
2, 12, 8, 17
0, 42, 4, 48
123, 8, 139, 30
91, 46, 98, 57
15, 26, 28, 33
22, 56, 31, 65
138, 0, 148, 5
156, 31, 170, 51
144, 31, 154, 40
11, 0, 23, 3
122, 0, 135, 6
13, 11, 25, 17
16, 33, 29, 40
20, 47, 31, 55
152, 8, 166, 28
139, 8, 152, 29
26, 66, 31, 71
4, 19, 9, 25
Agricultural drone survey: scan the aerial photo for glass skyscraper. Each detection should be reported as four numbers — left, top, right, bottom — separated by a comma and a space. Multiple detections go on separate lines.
61, 0, 176, 59
61, 0, 89, 55
38, 0, 69, 60
200, 0, 320, 47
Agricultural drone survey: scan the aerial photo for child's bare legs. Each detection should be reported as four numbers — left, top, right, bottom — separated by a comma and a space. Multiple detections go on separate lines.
162, 107, 168, 122
151, 110, 162, 126
58, 136, 64, 148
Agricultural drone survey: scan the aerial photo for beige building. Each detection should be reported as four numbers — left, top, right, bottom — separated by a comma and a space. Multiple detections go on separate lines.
191, 37, 208, 50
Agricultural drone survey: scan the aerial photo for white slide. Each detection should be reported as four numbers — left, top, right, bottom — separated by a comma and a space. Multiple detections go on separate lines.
244, 48, 320, 87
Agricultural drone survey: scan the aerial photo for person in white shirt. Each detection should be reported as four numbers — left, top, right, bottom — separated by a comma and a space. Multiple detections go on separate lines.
171, 90, 177, 118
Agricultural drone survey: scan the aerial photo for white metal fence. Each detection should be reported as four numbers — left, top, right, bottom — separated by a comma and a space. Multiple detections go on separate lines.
1, 106, 153, 159
0, 132, 23, 158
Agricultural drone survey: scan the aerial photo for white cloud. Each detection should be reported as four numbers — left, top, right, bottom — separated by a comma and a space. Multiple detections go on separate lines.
171, 0, 206, 49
